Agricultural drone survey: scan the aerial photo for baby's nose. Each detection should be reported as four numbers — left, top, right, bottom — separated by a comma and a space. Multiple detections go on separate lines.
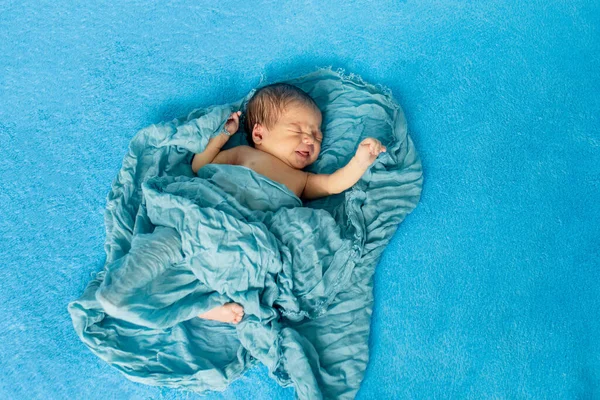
302, 134, 315, 144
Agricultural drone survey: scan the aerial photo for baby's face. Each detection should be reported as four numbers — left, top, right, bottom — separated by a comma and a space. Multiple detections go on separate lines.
251, 103, 323, 169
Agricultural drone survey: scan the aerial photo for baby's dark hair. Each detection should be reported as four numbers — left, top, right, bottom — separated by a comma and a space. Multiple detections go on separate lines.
242, 83, 320, 148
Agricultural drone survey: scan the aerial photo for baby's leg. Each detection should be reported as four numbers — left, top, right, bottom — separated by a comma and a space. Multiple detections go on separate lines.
198, 302, 244, 324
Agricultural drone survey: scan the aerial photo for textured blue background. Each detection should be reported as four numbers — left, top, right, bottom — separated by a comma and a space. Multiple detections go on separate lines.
1, 1, 598, 398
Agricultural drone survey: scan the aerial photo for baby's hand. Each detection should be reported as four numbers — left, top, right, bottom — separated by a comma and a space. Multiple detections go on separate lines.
354, 137, 386, 167
223, 111, 242, 136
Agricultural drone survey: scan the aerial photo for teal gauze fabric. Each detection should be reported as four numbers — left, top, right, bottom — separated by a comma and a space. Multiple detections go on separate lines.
67, 68, 423, 399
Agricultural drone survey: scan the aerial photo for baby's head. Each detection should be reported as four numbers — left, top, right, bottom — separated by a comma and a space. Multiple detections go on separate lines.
243, 83, 323, 169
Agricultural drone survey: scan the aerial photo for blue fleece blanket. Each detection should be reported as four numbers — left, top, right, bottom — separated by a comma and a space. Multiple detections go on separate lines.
67, 68, 423, 399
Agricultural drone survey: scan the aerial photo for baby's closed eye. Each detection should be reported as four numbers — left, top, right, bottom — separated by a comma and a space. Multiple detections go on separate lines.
295, 131, 323, 141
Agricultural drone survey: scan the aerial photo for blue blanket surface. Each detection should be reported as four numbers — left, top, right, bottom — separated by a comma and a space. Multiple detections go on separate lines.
68, 68, 423, 399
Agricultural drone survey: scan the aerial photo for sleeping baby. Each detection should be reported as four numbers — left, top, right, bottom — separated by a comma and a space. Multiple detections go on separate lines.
190, 83, 386, 324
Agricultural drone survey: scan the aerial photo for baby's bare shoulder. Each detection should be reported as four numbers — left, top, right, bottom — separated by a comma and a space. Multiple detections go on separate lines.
236, 144, 254, 155
235, 145, 256, 164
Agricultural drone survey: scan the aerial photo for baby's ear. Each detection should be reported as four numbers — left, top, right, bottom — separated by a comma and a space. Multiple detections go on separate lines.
252, 124, 264, 144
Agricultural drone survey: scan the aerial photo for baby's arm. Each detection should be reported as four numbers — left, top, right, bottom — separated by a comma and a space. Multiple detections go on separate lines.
191, 111, 242, 174
301, 137, 386, 200
191, 133, 230, 174
301, 157, 370, 200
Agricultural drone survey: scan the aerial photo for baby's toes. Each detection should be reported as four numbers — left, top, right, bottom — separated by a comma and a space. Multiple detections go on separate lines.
230, 303, 244, 315
231, 304, 244, 324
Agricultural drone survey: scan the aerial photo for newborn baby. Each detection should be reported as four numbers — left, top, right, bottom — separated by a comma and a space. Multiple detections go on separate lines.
190, 83, 386, 324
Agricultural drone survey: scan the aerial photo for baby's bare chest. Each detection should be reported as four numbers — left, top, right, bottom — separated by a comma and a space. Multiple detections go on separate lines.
236, 146, 306, 197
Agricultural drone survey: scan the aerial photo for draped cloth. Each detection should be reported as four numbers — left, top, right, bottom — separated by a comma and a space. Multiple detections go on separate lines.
68, 68, 423, 399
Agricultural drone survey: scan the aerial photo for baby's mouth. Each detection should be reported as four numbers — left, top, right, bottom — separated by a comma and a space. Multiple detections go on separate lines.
296, 151, 310, 159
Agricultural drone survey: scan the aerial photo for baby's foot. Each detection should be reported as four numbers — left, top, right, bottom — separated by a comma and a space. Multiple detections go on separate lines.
197, 302, 245, 324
